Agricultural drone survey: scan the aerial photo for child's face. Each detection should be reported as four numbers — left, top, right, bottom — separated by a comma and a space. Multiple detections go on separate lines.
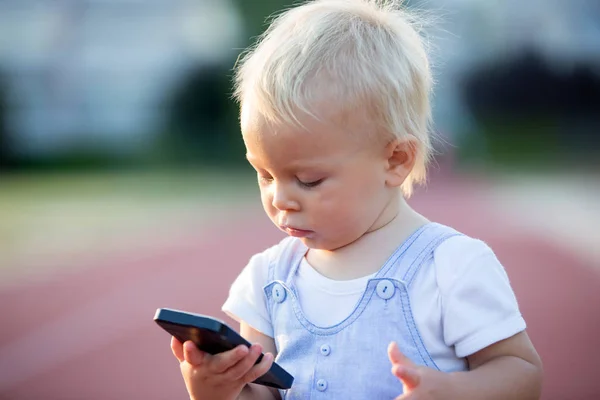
242, 105, 396, 251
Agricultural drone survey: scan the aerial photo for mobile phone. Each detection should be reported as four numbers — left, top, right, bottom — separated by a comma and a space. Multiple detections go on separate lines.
153, 307, 294, 390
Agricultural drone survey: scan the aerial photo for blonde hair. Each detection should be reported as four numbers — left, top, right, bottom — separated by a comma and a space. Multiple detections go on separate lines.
234, 0, 433, 197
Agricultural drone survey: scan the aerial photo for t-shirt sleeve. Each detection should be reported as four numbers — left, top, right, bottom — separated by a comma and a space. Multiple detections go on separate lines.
435, 236, 527, 358
222, 248, 274, 338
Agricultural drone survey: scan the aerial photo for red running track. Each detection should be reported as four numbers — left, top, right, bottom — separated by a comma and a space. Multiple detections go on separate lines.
0, 178, 599, 400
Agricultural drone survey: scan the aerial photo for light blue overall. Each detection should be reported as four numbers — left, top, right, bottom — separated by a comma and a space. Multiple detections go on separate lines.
263, 223, 461, 399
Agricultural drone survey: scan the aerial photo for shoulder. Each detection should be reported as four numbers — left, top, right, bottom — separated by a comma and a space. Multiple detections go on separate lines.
247, 236, 299, 268
429, 232, 526, 357
239, 236, 301, 282
432, 233, 506, 295
434, 233, 496, 266
222, 236, 301, 336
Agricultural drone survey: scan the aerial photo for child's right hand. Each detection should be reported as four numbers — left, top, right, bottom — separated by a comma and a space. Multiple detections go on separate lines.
171, 336, 274, 400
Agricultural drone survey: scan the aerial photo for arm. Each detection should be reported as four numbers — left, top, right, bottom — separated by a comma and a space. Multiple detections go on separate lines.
389, 331, 543, 400
238, 322, 281, 400
390, 237, 543, 399
449, 331, 543, 399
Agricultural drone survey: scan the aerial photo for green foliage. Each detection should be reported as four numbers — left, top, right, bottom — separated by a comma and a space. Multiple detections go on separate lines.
0, 76, 10, 170
233, 0, 295, 46
456, 117, 560, 167
158, 0, 296, 169
159, 63, 245, 167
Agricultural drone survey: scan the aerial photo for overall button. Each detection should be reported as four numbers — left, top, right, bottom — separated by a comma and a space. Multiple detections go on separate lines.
272, 284, 286, 303
376, 280, 395, 300
320, 344, 331, 356
316, 379, 328, 391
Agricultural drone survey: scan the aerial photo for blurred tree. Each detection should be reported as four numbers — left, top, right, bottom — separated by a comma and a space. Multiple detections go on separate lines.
161, 0, 294, 168
0, 75, 11, 171
461, 50, 600, 166
463, 51, 600, 118
163, 63, 245, 166
233, 0, 291, 47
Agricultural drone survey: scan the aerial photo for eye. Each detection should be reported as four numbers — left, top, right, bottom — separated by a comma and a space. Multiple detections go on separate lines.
297, 178, 324, 188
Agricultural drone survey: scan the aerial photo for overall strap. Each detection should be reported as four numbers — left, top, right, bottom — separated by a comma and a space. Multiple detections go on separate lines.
402, 224, 462, 286
377, 223, 462, 284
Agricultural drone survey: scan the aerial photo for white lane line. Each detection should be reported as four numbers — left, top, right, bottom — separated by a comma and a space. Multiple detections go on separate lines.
488, 180, 600, 270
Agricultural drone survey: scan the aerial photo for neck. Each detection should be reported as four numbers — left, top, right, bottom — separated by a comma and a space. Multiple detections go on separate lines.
306, 194, 429, 280
366, 191, 406, 234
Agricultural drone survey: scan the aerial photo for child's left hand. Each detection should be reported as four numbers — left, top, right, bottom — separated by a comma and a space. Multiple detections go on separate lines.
388, 342, 451, 400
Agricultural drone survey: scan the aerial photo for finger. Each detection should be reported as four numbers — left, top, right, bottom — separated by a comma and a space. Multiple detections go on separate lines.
224, 344, 264, 381
171, 336, 184, 362
392, 364, 421, 390
388, 342, 417, 368
183, 340, 205, 366
209, 345, 251, 374
241, 351, 274, 384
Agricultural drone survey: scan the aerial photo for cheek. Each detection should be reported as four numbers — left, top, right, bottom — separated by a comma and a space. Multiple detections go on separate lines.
316, 178, 383, 219
259, 188, 274, 212
311, 186, 363, 219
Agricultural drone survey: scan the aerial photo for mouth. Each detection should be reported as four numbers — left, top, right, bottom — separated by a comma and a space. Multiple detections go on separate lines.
280, 225, 313, 238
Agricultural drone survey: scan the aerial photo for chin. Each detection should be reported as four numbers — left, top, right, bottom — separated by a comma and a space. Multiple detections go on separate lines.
299, 237, 346, 251
299, 237, 326, 250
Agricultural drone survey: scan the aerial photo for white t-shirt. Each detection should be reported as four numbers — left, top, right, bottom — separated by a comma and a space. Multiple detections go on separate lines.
222, 235, 526, 372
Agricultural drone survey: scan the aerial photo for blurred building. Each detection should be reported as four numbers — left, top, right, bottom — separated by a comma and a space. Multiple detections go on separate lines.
1, 0, 598, 162
414, 0, 600, 142
0, 0, 243, 159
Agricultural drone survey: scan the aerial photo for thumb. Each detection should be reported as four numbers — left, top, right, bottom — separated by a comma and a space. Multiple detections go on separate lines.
387, 342, 417, 368
183, 340, 205, 366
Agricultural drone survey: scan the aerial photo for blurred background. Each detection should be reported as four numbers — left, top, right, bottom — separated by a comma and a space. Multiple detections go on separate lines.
0, 0, 598, 399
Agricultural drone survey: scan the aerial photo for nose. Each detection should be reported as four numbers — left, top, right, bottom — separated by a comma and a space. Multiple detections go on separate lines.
271, 183, 299, 211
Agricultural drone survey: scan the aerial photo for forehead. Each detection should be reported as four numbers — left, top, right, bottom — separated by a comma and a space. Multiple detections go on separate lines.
241, 104, 367, 167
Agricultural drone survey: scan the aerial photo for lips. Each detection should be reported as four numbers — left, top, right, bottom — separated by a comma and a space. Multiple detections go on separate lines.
280, 225, 313, 238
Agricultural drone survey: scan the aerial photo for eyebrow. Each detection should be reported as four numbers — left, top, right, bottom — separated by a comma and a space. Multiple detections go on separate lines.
245, 152, 332, 171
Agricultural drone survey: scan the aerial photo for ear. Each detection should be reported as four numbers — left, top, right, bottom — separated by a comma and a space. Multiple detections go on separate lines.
384, 138, 417, 188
